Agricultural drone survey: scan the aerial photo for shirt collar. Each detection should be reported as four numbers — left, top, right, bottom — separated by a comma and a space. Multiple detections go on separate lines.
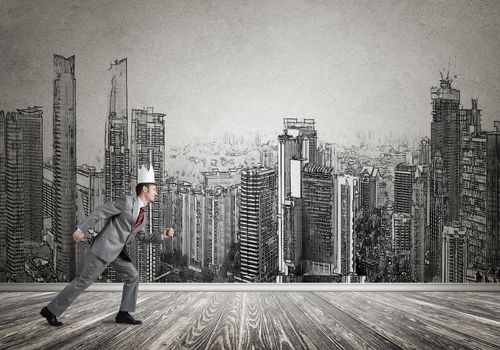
136, 196, 146, 209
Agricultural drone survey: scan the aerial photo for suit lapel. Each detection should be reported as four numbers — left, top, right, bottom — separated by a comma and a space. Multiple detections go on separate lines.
131, 196, 138, 229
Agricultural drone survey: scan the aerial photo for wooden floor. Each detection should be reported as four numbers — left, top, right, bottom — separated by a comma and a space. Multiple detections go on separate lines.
0, 291, 499, 350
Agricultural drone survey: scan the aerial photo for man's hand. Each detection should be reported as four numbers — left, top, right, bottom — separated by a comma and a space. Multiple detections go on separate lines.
162, 228, 174, 239
73, 228, 85, 243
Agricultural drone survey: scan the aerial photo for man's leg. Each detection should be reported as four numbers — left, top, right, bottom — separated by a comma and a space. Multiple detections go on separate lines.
110, 256, 139, 313
47, 253, 108, 317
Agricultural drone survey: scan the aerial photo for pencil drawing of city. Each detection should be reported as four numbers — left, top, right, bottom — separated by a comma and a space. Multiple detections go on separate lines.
1, 0, 499, 284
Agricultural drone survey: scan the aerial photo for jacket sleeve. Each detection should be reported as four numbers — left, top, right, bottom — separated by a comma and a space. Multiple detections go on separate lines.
135, 225, 164, 244
78, 196, 127, 234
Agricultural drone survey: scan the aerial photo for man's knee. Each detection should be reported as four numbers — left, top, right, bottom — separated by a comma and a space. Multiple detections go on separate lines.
125, 269, 139, 283
74, 274, 95, 289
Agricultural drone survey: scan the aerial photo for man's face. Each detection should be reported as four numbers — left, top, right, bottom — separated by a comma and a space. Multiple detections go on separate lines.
143, 184, 157, 203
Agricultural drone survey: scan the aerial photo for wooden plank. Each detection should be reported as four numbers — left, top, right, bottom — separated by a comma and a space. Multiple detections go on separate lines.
165, 291, 233, 349
257, 291, 312, 349
0, 292, 122, 349
363, 292, 500, 348
315, 292, 475, 350
95, 291, 214, 350
285, 292, 400, 350
400, 292, 500, 320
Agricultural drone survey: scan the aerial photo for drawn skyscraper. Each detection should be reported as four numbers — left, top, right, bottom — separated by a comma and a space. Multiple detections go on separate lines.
283, 161, 358, 281
359, 166, 380, 212
334, 175, 359, 280
301, 164, 337, 276
429, 73, 461, 282
102, 58, 130, 282
392, 162, 414, 276
1, 107, 43, 282
459, 100, 487, 271
277, 118, 317, 280
105, 58, 130, 201
0, 111, 6, 277
414, 164, 430, 282
205, 186, 239, 273
5, 111, 24, 281
442, 225, 468, 283
130, 108, 165, 282
486, 122, 500, 269
53, 55, 77, 281
18, 108, 44, 243
394, 164, 416, 215
239, 167, 277, 282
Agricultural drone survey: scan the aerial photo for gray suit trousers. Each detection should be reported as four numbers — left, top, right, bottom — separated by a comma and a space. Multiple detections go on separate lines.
47, 253, 139, 317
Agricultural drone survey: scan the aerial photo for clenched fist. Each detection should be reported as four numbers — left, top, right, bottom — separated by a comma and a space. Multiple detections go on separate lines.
162, 227, 174, 239
73, 228, 85, 243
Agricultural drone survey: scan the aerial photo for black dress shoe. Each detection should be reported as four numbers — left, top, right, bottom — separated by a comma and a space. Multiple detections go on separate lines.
40, 306, 63, 326
115, 311, 142, 325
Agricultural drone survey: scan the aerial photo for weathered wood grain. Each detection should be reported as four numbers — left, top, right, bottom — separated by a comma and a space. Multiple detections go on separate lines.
361, 292, 500, 349
316, 291, 500, 350
399, 291, 500, 321
0, 291, 498, 350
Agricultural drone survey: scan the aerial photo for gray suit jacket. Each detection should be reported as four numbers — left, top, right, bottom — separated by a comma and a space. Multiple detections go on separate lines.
78, 195, 163, 263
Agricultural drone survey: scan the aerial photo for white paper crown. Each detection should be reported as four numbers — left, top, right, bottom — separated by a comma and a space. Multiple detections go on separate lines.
138, 164, 156, 184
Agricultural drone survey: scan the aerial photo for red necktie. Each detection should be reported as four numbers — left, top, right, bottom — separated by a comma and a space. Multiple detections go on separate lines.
133, 207, 145, 229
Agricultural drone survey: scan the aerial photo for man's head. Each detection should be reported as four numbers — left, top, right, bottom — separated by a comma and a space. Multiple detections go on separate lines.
136, 183, 157, 204
137, 164, 157, 204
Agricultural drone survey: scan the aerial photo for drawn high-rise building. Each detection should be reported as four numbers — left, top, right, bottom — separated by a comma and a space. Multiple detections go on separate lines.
4, 111, 24, 281
1, 107, 43, 282
486, 122, 500, 269
459, 99, 482, 139
429, 73, 461, 282
162, 182, 182, 254
0, 111, 7, 276
301, 164, 337, 275
105, 58, 130, 201
278, 118, 317, 279
394, 164, 416, 215
334, 175, 358, 280
53, 55, 77, 281
187, 187, 205, 271
460, 134, 487, 270
130, 108, 165, 282
239, 167, 277, 282
419, 138, 431, 166
414, 165, 430, 282
442, 225, 468, 283
102, 58, 130, 282
283, 162, 358, 281
429, 151, 445, 281
204, 185, 239, 273
393, 162, 429, 282
392, 213, 412, 252
178, 182, 193, 264
17, 108, 44, 243
359, 166, 380, 212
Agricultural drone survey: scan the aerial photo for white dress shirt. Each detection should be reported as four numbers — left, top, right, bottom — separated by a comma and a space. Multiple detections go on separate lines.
132, 196, 146, 224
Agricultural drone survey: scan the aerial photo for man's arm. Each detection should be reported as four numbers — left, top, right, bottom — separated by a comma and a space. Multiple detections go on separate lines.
136, 227, 174, 244
78, 196, 127, 234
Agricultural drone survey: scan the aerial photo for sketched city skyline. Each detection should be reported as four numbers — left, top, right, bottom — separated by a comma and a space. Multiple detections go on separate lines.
1, 1, 499, 167
1, 1, 499, 284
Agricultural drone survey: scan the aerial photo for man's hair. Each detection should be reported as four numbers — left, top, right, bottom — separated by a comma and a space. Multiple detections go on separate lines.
136, 183, 155, 197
